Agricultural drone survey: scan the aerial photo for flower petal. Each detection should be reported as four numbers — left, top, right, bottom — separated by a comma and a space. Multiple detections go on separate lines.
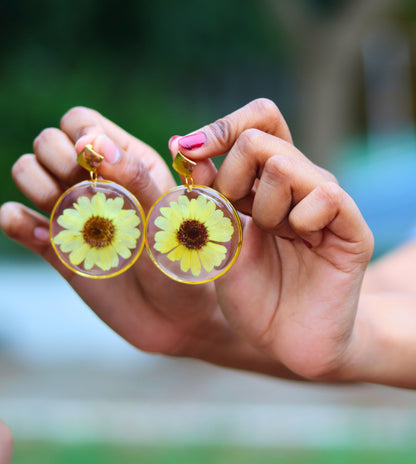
116, 212, 140, 229
159, 203, 183, 230
69, 243, 90, 265
105, 197, 124, 219
112, 239, 132, 259
116, 232, 138, 249
74, 196, 92, 219
57, 209, 84, 230
91, 192, 106, 216
108, 245, 120, 268
195, 196, 216, 223
96, 247, 112, 271
154, 231, 178, 253
166, 245, 182, 263
84, 248, 97, 270
204, 242, 227, 266
198, 247, 216, 272
189, 250, 201, 276
188, 197, 199, 220
206, 217, 234, 242
179, 247, 193, 272
56, 235, 84, 253
177, 195, 191, 219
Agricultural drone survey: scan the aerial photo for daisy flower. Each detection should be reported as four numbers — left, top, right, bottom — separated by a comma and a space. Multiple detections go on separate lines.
53, 192, 141, 271
153, 194, 234, 276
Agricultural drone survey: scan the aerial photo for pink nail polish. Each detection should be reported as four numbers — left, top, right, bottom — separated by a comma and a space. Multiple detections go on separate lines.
178, 132, 206, 150
168, 135, 180, 150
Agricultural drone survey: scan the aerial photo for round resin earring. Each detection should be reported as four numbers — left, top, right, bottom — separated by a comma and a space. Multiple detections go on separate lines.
145, 152, 242, 284
50, 144, 145, 278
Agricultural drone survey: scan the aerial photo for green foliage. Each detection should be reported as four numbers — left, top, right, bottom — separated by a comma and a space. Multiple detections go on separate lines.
0, 0, 291, 204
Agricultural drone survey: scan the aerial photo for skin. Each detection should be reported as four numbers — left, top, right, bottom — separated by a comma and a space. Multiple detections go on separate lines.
0, 421, 12, 464
0, 98, 374, 383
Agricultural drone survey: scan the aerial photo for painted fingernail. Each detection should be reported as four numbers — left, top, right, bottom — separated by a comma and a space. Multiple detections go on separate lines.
178, 132, 206, 150
303, 239, 313, 249
168, 135, 181, 150
94, 134, 121, 164
34, 226, 50, 243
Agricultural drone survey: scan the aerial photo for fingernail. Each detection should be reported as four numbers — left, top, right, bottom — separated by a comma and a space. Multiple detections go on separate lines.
178, 132, 206, 150
94, 134, 121, 164
168, 135, 181, 150
303, 239, 313, 249
34, 227, 50, 243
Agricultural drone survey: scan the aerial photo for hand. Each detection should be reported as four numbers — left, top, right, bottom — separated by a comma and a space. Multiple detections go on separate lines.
170, 98, 374, 380
0, 420, 12, 464
0, 106, 297, 378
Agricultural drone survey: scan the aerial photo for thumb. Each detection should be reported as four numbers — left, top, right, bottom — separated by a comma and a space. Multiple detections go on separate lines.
76, 134, 163, 213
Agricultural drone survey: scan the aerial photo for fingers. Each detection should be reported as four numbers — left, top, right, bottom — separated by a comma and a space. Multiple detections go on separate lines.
213, 129, 322, 214
12, 106, 176, 220
168, 136, 218, 187
250, 155, 329, 238
289, 183, 374, 258
85, 134, 163, 212
0, 420, 12, 464
12, 154, 62, 213
170, 98, 293, 161
168, 98, 335, 189
0, 202, 63, 267
60, 106, 171, 186
59, 106, 175, 203
33, 127, 85, 186
209, 128, 372, 250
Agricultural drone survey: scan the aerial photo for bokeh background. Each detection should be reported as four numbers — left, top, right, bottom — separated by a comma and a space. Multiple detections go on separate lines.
2, 0, 416, 462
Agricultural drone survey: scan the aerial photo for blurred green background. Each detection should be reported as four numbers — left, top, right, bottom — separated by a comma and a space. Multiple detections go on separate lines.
2, 0, 416, 463
2, 0, 416, 256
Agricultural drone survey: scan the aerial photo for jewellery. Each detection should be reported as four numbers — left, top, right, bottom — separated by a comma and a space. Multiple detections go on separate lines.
49, 144, 145, 278
145, 152, 242, 284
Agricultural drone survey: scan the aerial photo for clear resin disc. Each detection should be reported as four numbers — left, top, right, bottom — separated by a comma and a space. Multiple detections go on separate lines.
146, 185, 242, 284
50, 180, 145, 278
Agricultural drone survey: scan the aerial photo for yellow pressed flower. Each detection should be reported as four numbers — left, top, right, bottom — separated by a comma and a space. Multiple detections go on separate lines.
153, 195, 234, 276
53, 192, 141, 271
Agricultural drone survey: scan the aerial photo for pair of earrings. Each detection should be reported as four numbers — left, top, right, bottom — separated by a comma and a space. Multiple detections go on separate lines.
49, 145, 242, 284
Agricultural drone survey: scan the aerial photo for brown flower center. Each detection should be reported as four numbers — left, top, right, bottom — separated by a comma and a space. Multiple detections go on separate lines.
177, 220, 208, 250
82, 216, 114, 248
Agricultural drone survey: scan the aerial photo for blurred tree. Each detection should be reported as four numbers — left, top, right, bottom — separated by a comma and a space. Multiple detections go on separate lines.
262, 0, 412, 166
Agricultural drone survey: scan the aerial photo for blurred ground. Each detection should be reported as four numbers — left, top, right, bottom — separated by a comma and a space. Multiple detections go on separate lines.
1, 261, 416, 449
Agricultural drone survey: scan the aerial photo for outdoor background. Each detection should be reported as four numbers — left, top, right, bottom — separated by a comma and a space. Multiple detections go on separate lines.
1, 0, 416, 463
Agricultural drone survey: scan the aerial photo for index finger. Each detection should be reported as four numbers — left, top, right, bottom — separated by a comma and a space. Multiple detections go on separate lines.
60, 106, 163, 168
170, 98, 293, 160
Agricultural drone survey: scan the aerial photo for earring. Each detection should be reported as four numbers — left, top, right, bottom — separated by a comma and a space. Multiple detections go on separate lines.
49, 144, 145, 278
145, 152, 242, 284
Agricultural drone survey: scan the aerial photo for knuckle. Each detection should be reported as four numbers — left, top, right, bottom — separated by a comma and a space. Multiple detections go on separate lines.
12, 154, 33, 179
235, 128, 263, 155
316, 181, 344, 207
317, 166, 338, 184
125, 157, 152, 193
263, 154, 284, 177
0, 202, 22, 238
33, 127, 60, 152
209, 117, 234, 147
60, 106, 93, 131
251, 97, 279, 118
263, 154, 293, 180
